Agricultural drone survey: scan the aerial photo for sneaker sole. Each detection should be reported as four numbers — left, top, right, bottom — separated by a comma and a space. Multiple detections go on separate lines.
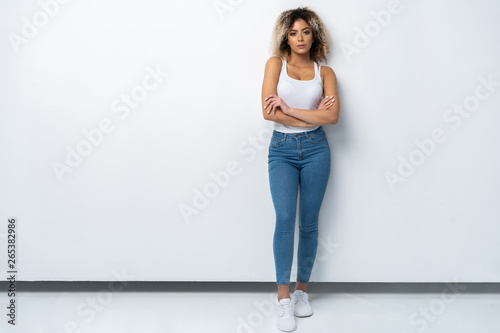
277, 326, 297, 332
295, 310, 313, 317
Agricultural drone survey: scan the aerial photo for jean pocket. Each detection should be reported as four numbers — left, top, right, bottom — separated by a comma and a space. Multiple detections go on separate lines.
307, 130, 327, 144
270, 136, 284, 147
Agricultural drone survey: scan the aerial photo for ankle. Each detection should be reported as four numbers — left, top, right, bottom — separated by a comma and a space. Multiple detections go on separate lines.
277, 294, 290, 301
294, 283, 307, 293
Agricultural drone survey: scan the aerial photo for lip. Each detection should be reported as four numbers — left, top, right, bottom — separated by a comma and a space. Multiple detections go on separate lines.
298, 45, 306, 48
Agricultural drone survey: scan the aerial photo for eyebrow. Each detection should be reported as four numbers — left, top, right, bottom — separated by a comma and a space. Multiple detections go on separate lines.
289, 27, 311, 32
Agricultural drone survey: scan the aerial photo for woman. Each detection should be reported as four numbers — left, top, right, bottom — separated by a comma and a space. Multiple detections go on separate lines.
261, 6, 339, 332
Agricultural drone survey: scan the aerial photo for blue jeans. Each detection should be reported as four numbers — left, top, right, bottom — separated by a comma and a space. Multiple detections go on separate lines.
268, 126, 331, 285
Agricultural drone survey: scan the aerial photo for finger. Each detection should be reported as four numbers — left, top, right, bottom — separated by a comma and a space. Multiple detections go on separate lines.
322, 97, 335, 108
267, 102, 276, 114
268, 102, 276, 115
272, 103, 280, 115
325, 100, 334, 108
264, 97, 279, 114
266, 96, 277, 104
265, 94, 277, 101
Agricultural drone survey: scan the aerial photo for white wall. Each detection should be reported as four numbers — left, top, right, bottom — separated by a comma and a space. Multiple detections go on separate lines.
0, 0, 499, 282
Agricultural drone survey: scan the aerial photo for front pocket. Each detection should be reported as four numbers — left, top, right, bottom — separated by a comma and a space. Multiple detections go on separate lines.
307, 131, 327, 144
270, 137, 284, 147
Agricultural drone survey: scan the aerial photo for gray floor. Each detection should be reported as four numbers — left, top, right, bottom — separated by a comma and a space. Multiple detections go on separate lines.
1, 282, 499, 332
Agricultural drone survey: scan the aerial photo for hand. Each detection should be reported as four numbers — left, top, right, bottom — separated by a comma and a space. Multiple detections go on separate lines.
264, 94, 291, 115
318, 95, 335, 109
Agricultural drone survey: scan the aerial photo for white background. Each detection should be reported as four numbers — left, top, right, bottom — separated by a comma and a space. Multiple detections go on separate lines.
0, 0, 499, 282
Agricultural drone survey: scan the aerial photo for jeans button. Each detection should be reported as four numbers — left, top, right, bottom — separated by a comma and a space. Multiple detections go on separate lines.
295, 134, 299, 138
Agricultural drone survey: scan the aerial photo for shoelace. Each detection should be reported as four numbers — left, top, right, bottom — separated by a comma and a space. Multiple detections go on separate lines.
294, 291, 309, 303
278, 300, 294, 316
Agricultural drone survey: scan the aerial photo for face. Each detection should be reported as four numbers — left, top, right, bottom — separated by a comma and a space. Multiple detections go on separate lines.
287, 19, 313, 55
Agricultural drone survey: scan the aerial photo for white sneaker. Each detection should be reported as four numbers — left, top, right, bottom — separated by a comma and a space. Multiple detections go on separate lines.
276, 297, 296, 332
292, 290, 313, 317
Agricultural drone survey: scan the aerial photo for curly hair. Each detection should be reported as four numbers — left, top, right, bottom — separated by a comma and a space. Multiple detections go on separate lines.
270, 6, 331, 64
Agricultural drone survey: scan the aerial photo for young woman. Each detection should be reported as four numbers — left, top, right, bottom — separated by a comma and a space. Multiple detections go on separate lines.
261, 6, 339, 332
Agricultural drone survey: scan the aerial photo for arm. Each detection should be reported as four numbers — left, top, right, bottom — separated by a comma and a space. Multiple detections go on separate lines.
265, 108, 309, 127
286, 67, 340, 125
261, 56, 310, 127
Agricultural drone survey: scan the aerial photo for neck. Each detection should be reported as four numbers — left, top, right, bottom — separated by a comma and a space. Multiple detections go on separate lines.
287, 51, 312, 66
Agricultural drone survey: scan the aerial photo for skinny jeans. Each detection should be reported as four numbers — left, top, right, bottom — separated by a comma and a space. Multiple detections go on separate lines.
268, 126, 331, 285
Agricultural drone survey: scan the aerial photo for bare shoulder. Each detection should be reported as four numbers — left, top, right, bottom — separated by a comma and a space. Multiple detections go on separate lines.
320, 65, 337, 80
265, 56, 283, 72
320, 64, 339, 97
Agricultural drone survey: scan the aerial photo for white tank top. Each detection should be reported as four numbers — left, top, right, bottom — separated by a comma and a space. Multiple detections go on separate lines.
274, 57, 323, 133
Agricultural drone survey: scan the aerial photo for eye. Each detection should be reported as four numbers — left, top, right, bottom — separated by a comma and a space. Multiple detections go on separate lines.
304, 31, 310, 34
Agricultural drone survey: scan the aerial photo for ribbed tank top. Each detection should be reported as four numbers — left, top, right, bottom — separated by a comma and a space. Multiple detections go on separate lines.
275, 57, 323, 133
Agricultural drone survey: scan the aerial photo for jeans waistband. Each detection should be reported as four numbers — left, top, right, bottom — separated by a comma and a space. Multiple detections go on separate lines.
272, 126, 323, 140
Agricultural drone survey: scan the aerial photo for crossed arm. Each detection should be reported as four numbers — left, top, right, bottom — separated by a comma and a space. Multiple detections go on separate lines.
261, 56, 339, 126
